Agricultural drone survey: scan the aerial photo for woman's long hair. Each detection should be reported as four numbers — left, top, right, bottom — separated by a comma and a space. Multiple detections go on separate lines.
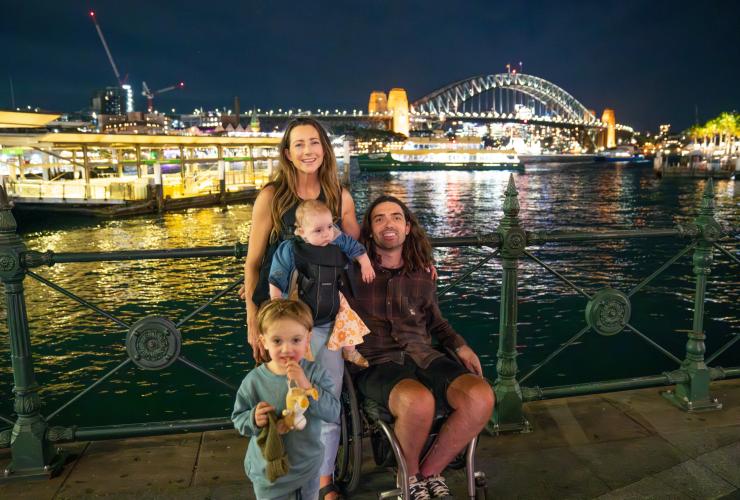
269, 118, 341, 242
360, 195, 433, 274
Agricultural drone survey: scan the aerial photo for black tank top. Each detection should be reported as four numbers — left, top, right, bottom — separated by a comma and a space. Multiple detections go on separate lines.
251, 186, 343, 306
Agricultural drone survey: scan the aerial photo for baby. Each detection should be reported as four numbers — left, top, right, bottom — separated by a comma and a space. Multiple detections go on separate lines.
268, 199, 374, 367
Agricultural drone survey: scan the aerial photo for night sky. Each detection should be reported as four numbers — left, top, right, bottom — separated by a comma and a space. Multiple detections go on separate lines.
3, 0, 739, 132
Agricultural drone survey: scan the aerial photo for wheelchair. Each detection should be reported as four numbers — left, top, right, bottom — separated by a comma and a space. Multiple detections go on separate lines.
334, 355, 489, 499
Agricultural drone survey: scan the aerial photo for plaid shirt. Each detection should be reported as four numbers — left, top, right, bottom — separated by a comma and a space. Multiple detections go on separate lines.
345, 263, 467, 369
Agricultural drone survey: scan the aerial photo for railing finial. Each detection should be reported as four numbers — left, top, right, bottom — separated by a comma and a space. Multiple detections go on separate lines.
503, 173, 520, 218
700, 178, 715, 217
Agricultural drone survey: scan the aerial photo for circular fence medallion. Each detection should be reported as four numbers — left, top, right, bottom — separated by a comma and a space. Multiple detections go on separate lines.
126, 316, 181, 370
0, 254, 16, 273
585, 288, 631, 336
701, 221, 722, 242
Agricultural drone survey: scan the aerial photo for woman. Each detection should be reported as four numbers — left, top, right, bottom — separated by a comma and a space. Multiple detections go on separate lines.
242, 117, 359, 500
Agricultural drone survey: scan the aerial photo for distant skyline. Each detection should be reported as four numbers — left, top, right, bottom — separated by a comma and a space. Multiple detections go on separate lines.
3, 0, 739, 132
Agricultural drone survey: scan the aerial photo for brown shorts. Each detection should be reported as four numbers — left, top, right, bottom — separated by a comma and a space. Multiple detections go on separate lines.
355, 355, 470, 412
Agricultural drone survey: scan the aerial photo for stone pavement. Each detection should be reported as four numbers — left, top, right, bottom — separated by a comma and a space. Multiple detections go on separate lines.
1, 379, 738, 499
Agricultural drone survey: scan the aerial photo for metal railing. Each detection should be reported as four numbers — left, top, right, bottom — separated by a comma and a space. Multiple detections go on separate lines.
0, 175, 737, 479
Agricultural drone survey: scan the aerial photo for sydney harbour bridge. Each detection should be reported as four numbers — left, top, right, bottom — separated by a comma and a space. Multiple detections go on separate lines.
206, 72, 631, 148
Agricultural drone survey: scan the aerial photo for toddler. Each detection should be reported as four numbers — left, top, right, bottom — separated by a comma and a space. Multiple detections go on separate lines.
232, 299, 340, 499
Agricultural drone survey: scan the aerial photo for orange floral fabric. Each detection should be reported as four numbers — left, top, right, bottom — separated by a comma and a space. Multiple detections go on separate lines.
327, 292, 370, 351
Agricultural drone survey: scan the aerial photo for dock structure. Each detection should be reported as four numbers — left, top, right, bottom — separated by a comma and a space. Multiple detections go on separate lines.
0, 113, 281, 216
0, 379, 737, 499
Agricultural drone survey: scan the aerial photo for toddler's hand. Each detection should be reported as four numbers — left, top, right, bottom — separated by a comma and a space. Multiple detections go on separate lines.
286, 361, 311, 390
253, 401, 275, 428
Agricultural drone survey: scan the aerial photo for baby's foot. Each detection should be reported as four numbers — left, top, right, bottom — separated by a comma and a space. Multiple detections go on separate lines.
343, 348, 369, 368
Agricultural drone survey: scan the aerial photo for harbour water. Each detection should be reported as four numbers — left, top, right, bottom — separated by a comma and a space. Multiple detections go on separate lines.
0, 162, 737, 428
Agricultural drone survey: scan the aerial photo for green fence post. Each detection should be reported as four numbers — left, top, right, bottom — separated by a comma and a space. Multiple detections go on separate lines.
662, 179, 723, 412
0, 187, 64, 479
491, 175, 530, 432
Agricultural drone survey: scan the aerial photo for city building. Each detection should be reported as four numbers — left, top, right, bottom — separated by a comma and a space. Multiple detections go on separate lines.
91, 85, 134, 116
659, 124, 671, 139
99, 112, 171, 134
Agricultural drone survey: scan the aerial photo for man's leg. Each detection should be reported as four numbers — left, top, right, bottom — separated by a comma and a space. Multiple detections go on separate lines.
388, 379, 436, 476
419, 374, 494, 476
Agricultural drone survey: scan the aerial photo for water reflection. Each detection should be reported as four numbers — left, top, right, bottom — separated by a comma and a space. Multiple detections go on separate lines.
0, 164, 737, 427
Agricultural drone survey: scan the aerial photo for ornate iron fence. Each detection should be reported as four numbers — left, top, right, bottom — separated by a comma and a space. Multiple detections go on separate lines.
0, 176, 737, 479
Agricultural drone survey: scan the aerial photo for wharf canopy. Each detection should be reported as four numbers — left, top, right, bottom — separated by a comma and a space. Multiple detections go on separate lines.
0, 120, 281, 216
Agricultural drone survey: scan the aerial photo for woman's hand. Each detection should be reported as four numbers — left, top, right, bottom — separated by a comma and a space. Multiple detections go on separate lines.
247, 314, 268, 363
253, 401, 275, 428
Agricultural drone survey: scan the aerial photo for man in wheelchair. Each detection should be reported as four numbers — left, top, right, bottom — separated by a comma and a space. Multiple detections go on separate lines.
345, 195, 495, 500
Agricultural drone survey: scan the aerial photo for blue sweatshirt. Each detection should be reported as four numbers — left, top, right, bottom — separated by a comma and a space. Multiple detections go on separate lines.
231, 359, 340, 499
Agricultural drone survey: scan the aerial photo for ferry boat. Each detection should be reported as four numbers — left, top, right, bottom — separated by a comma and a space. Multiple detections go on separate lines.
595, 145, 651, 164
357, 136, 522, 172
653, 147, 736, 179
0, 113, 281, 217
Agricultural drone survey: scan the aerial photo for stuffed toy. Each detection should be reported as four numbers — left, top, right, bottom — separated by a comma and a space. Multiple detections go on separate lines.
281, 379, 318, 431
256, 411, 289, 482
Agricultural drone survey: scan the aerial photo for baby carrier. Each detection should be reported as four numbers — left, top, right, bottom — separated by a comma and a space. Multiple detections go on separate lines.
290, 239, 349, 324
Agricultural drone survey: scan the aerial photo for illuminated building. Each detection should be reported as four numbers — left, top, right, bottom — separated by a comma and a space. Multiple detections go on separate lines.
387, 88, 409, 137
100, 112, 171, 134
91, 85, 133, 116
659, 124, 671, 139
368, 91, 388, 113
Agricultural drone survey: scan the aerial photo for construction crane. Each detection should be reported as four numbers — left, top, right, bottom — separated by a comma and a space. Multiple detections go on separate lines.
89, 10, 184, 113
142, 81, 185, 113
89, 10, 126, 86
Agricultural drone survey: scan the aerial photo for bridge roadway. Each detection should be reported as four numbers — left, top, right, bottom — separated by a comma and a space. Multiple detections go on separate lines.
1, 379, 738, 499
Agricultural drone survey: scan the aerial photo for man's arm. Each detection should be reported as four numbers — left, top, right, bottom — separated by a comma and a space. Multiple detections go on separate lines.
427, 295, 483, 375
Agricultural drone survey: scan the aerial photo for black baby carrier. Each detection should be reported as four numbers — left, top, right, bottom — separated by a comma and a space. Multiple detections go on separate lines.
290, 239, 349, 324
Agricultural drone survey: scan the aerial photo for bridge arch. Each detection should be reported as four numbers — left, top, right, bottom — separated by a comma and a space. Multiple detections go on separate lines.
411, 73, 596, 122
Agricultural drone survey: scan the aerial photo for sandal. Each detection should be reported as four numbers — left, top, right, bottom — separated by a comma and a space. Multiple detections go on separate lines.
318, 483, 344, 500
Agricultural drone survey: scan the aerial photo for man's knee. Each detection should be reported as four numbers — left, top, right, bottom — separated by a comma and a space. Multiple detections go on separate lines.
389, 379, 435, 421
448, 374, 494, 422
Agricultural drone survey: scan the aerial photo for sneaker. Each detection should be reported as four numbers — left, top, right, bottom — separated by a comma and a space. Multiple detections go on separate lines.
407, 474, 431, 500
424, 474, 452, 499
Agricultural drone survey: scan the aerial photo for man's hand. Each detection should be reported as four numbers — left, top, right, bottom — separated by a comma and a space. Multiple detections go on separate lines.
286, 361, 311, 390
253, 401, 275, 428
456, 345, 483, 376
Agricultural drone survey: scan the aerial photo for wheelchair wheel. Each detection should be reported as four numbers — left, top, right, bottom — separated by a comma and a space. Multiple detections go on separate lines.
335, 368, 362, 494
475, 473, 488, 500
475, 485, 487, 500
